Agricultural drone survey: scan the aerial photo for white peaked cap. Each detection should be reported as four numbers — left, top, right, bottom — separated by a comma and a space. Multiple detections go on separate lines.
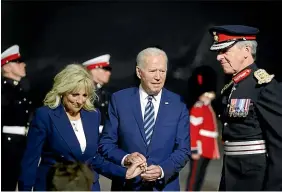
1, 45, 21, 67
82, 54, 111, 70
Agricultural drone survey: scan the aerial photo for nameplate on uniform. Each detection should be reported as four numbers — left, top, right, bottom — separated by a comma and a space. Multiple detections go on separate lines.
229, 99, 251, 117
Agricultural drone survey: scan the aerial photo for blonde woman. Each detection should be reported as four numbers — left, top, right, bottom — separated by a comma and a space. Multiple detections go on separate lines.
18, 64, 145, 191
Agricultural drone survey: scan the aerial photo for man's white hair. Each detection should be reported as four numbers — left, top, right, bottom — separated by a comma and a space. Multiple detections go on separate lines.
136, 47, 168, 69
235, 40, 258, 60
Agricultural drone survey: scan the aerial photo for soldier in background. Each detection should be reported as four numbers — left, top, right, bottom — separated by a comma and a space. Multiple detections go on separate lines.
187, 74, 220, 191
82, 54, 112, 133
1, 45, 33, 191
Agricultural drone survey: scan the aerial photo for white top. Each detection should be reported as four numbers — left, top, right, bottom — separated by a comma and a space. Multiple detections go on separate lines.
70, 119, 86, 153
139, 85, 162, 122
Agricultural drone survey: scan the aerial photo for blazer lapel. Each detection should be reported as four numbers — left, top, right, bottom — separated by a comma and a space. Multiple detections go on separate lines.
80, 109, 97, 161
131, 88, 147, 146
49, 104, 82, 160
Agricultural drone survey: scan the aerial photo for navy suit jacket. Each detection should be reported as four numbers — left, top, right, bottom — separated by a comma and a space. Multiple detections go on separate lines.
99, 87, 191, 191
18, 104, 126, 191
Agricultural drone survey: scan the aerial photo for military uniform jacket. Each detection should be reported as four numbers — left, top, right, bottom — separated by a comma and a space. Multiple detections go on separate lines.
1, 77, 33, 133
190, 101, 220, 159
94, 87, 111, 126
219, 63, 282, 190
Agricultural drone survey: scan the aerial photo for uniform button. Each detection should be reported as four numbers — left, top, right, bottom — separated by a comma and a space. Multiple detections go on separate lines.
61, 155, 64, 158
8, 137, 11, 141
23, 98, 27, 101
20, 88, 22, 91
101, 103, 105, 107
4, 81, 6, 84
224, 122, 228, 126
19, 101, 22, 104
105, 101, 108, 104
227, 104, 230, 107
218, 114, 221, 118
29, 101, 32, 104
26, 110, 29, 113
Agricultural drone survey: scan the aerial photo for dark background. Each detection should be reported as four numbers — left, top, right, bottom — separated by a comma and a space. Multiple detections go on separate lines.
2, 0, 281, 109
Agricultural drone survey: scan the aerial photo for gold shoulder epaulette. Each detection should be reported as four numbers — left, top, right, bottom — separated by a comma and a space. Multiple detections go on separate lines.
254, 69, 274, 84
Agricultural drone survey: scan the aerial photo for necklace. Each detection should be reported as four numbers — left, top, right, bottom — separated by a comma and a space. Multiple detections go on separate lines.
72, 121, 79, 132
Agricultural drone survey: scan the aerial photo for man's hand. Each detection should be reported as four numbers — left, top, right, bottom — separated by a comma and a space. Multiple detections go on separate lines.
126, 160, 146, 179
124, 152, 146, 167
141, 165, 162, 182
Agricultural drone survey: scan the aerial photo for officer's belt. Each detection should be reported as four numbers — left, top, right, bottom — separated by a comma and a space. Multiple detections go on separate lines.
2, 126, 26, 136
223, 140, 266, 155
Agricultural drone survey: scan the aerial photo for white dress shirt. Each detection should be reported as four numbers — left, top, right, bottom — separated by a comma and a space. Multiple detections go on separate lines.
139, 85, 162, 122
121, 85, 164, 179
70, 119, 86, 153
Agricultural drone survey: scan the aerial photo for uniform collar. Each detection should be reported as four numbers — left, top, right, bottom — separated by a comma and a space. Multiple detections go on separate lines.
2, 77, 19, 87
232, 63, 256, 84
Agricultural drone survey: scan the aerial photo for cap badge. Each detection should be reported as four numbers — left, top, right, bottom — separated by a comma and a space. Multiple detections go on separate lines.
213, 32, 218, 42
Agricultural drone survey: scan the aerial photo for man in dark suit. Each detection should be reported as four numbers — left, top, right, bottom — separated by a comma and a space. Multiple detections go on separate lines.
209, 25, 282, 190
99, 47, 191, 191
1, 45, 33, 191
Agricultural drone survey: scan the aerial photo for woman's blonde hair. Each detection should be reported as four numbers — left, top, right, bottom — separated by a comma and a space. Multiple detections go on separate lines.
44, 64, 96, 111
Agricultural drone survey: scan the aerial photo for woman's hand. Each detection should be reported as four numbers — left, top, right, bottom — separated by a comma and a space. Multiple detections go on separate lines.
125, 160, 147, 179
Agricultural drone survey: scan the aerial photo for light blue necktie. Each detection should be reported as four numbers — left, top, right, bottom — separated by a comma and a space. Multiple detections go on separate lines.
144, 96, 155, 145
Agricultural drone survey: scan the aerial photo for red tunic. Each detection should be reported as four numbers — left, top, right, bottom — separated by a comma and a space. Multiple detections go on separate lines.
190, 101, 220, 159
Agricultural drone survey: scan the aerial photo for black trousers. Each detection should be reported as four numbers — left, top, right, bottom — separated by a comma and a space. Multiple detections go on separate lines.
219, 153, 267, 191
1, 133, 26, 191
186, 156, 210, 191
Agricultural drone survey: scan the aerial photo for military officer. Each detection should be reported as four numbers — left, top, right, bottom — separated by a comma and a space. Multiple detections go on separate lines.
82, 54, 112, 133
1, 45, 33, 191
209, 25, 282, 191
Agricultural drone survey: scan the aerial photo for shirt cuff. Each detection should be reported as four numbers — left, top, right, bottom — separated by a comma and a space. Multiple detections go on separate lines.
158, 165, 164, 179
121, 154, 129, 167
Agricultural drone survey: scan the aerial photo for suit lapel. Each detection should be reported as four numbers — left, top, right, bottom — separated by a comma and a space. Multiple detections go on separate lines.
155, 88, 170, 127
80, 109, 96, 161
49, 104, 82, 160
149, 89, 170, 149
131, 88, 147, 146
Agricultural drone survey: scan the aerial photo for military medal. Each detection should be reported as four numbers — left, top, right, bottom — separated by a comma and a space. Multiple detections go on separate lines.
229, 99, 251, 117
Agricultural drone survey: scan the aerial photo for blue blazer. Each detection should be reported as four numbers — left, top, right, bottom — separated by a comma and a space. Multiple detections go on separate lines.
18, 104, 126, 191
99, 87, 191, 191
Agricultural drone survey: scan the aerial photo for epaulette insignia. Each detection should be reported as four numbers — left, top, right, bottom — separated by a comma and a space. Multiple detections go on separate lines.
254, 69, 274, 84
